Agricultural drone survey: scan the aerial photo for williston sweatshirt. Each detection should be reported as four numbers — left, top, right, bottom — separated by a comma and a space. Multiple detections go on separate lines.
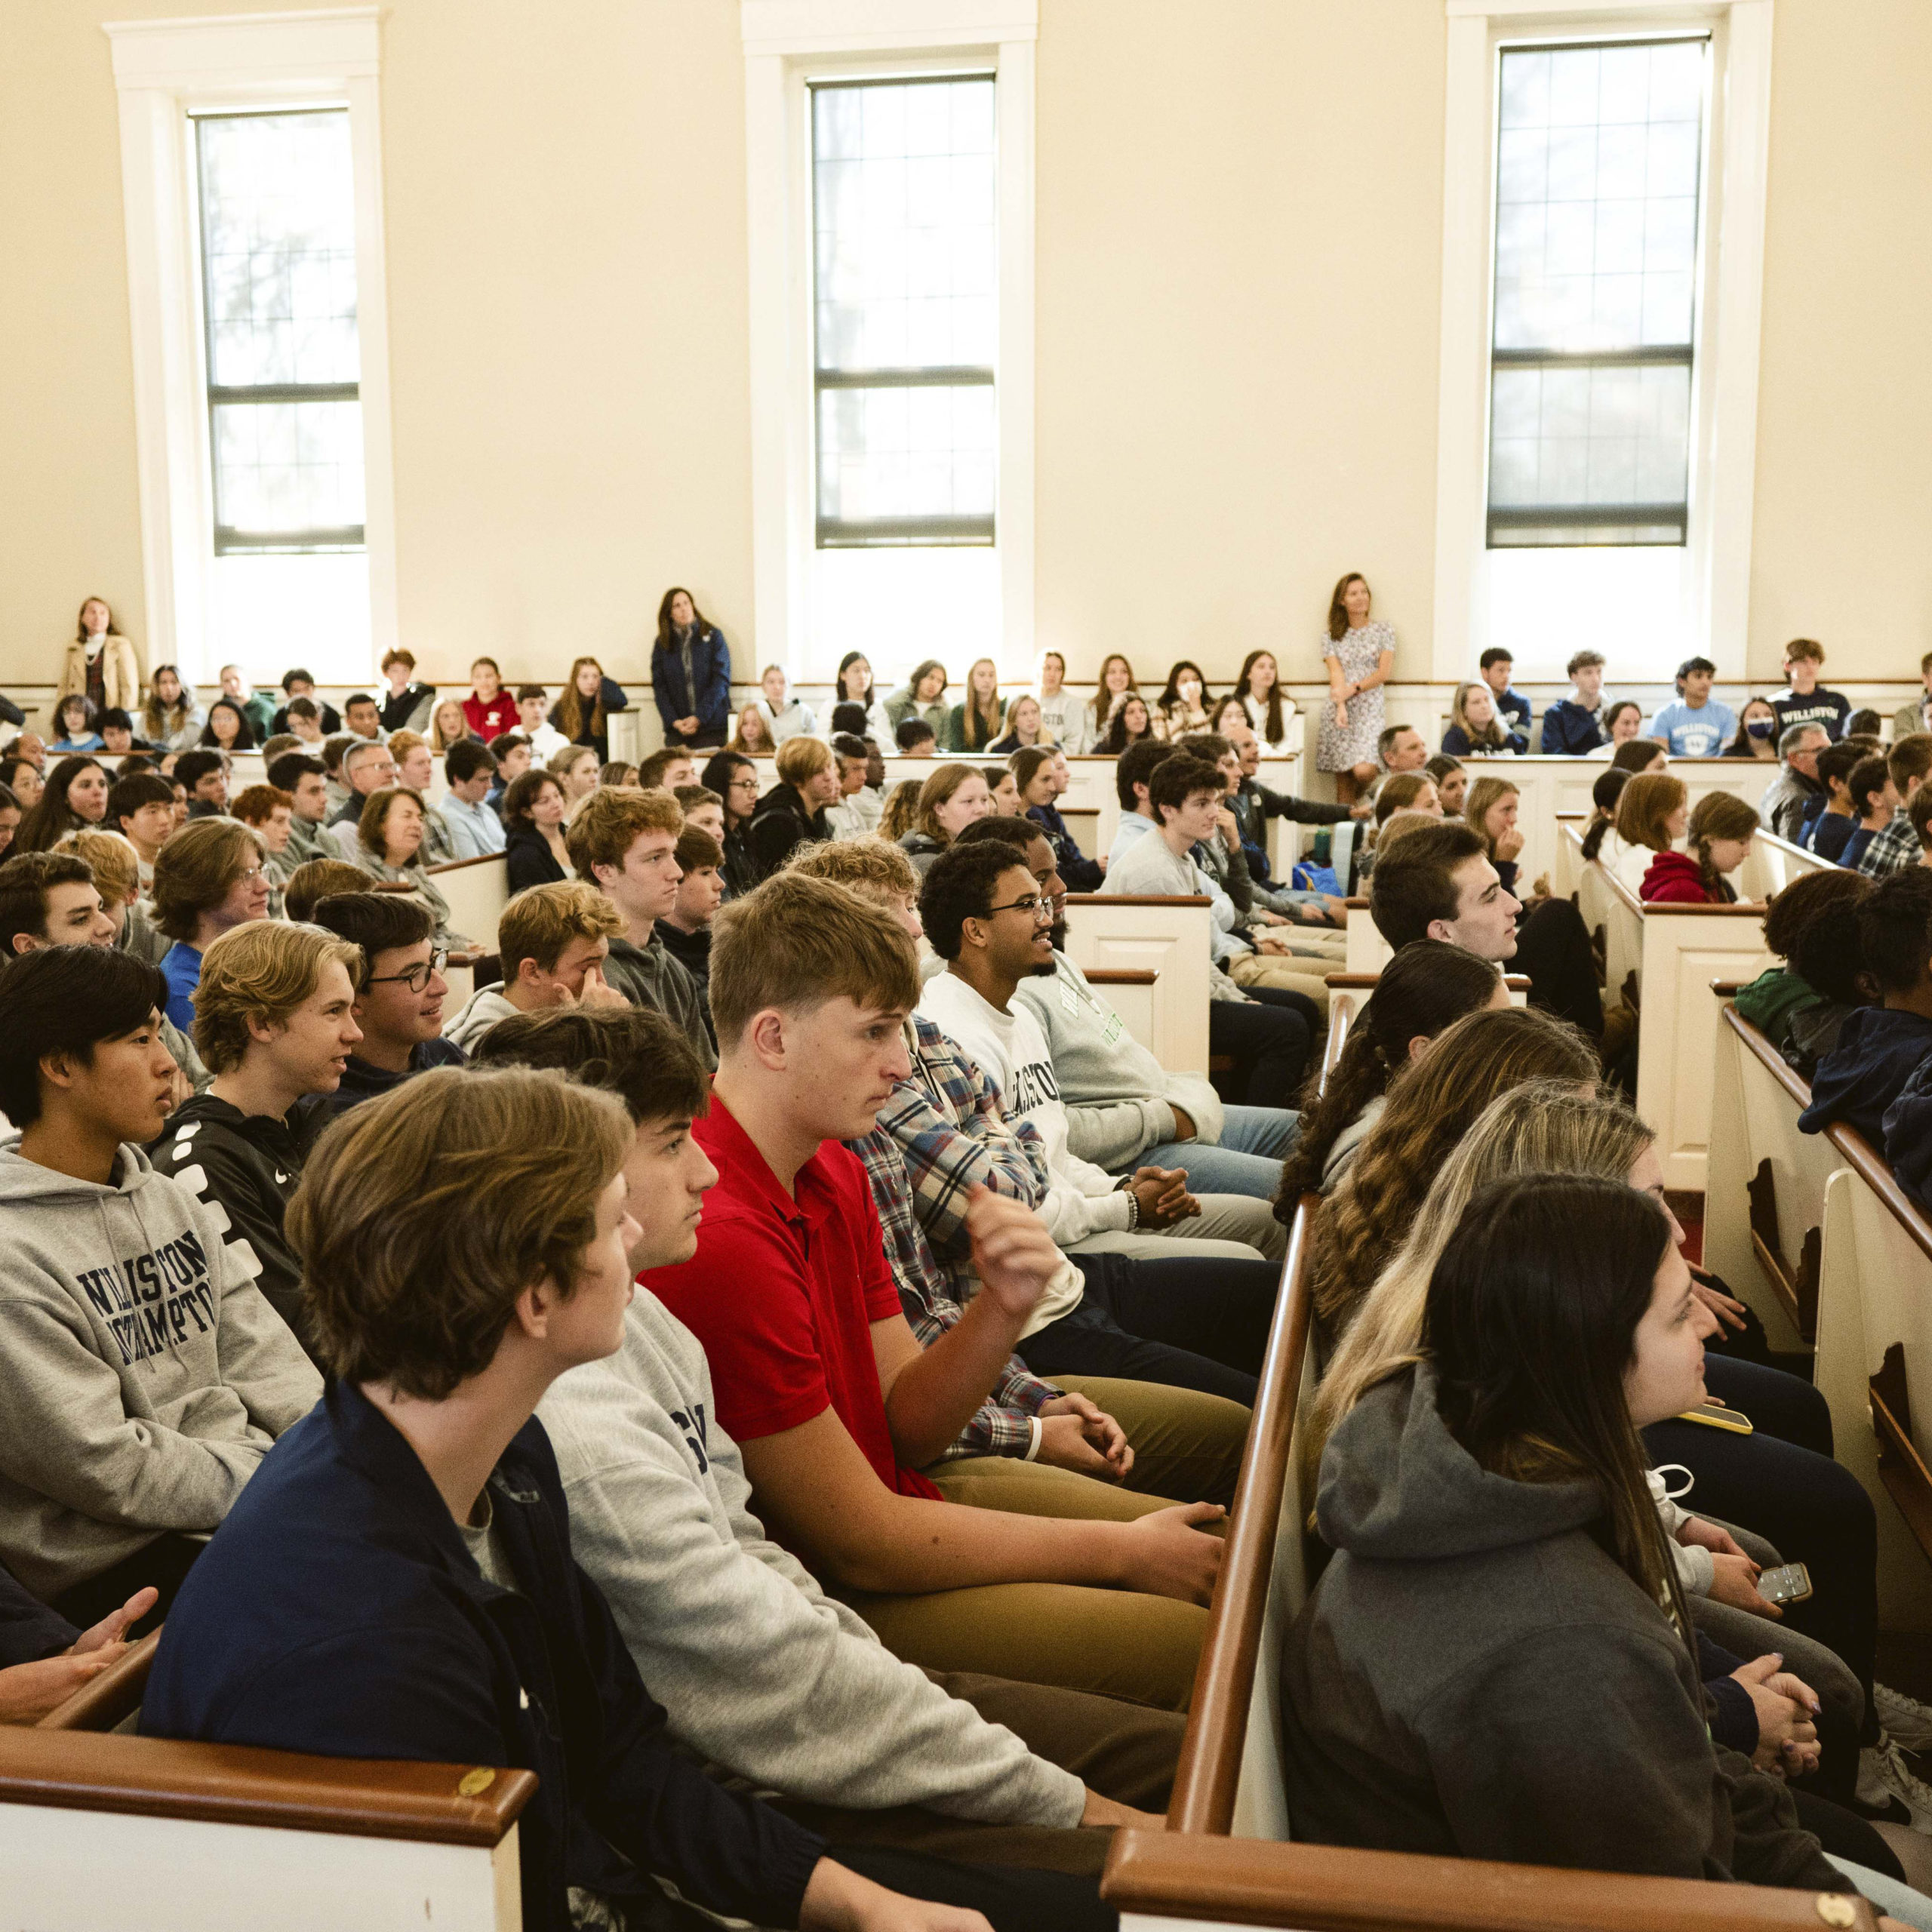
1014, 950, 1224, 1171
539, 1291, 1083, 1826
0, 1137, 321, 1599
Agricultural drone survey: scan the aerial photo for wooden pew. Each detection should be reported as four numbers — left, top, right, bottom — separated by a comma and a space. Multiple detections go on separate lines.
1703, 1000, 1837, 1354
1108, 1195, 1869, 1930
1061, 895, 1211, 1075
1747, 827, 1838, 899
1816, 1131, 1932, 1632
426, 851, 510, 957
5, 1635, 537, 1932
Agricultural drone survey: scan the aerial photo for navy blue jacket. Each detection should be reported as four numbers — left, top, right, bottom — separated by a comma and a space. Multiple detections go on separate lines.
1798, 1005, 1932, 1148
651, 628, 733, 744
1442, 723, 1530, 758
1539, 699, 1608, 755
1493, 685, 1532, 734
1027, 801, 1103, 893
1884, 1055, 1932, 1214
141, 1382, 826, 1932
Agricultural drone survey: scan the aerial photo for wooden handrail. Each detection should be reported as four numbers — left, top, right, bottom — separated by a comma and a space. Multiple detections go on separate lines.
0, 1727, 537, 1848
1063, 894, 1211, 908
1720, 1005, 1813, 1112
1102, 1829, 1875, 1931
38, 1630, 159, 1733
1324, 973, 1530, 992
1710, 980, 1749, 996
1084, 968, 1157, 986
423, 851, 509, 875
1823, 1120, 1932, 1269
1168, 1197, 1318, 1837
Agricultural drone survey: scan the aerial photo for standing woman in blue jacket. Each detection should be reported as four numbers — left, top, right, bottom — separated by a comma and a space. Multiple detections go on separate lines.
651, 586, 732, 749
551, 654, 628, 763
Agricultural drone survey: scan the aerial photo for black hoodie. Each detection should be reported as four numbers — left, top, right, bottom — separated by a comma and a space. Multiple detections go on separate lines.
1281, 1363, 1844, 1896
149, 1094, 331, 1354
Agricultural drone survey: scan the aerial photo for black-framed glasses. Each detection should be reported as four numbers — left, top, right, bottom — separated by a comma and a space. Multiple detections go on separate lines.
367, 948, 448, 994
984, 894, 1053, 922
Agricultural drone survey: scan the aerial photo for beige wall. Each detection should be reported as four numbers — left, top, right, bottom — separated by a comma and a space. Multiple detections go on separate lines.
1, 0, 1927, 698
1748, 0, 1932, 681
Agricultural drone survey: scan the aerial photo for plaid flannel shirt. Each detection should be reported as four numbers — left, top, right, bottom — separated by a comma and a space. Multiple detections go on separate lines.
1857, 813, 1920, 878
843, 1017, 1060, 1463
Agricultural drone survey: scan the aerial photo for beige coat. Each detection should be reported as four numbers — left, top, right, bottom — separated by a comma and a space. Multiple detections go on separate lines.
57, 634, 144, 713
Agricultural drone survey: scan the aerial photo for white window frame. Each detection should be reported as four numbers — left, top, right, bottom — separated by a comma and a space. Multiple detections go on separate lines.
104, 7, 398, 682
1429, 0, 1774, 681
741, 0, 1036, 682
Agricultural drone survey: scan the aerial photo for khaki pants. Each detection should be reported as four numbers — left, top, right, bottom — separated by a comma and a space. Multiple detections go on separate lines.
771, 1667, 1186, 1875
933, 1374, 1251, 1513
841, 1378, 1247, 1714
1229, 949, 1333, 1011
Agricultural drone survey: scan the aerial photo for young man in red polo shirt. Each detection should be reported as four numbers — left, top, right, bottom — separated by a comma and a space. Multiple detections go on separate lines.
645, 871, 1226, 1712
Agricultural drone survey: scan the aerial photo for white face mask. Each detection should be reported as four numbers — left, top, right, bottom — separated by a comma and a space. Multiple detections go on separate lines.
1179, 679, 1202, 704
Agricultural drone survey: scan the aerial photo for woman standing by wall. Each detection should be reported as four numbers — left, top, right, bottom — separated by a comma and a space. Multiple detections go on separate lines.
58, 598, 143, 717
1316, 573, 1395, 806
651, 588, 732, 749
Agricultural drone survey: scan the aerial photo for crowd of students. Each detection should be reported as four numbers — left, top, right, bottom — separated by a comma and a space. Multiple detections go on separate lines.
5, 617, 1932, 1927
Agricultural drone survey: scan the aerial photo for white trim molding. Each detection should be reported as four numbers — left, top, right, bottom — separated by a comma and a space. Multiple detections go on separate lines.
103, 8, 398, 681
1429, 0, 1774, 681
740, 0, 1038, 680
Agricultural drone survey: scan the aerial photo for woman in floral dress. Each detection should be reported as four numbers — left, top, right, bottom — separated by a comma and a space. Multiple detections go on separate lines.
1317, 572, 1396, 804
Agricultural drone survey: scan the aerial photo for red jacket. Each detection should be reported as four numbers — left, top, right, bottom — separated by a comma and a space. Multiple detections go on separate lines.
1641, 850, 1721, 904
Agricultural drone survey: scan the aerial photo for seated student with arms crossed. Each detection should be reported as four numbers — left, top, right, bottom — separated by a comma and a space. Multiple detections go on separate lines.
477, 1006, 1177, 1881
1281, 1173, 1930, 1923
309, 892, 466, 1110
786, 838, 1253, 1507
147, 921, 365, 1351
566, 784, 715, 1069
143, 1066, 1099, 1932
642, 869, 1226, 1715
0, 945, 321, 1627
919, 837, 1284, 1265
441, 879, 629, 1050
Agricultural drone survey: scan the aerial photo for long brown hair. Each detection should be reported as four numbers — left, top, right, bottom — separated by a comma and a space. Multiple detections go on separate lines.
1309, 1005, 1598, 1334
1684, 792, 1758, 900
15, 755, 107, 854
1089, 654, 1139, 735
1463, 776, 1519, 861
654, 586, 712, 651
1236, 650, 1286, 744
550, 657, 608, 742
1327, 573, 1367, 643
958, 658, 1003, 752
1426, 1175, 1691, 1639
1613, 773, 1687, 856
75, 597, 116, 644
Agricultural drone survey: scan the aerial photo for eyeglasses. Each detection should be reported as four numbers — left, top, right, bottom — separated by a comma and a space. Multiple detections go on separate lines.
985, 894, 1054, 923
366, 948, 448, 994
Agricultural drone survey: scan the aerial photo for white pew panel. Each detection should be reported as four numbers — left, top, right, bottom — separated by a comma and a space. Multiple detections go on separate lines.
427, 853, 510, 956
1061, 896, 1211, 1075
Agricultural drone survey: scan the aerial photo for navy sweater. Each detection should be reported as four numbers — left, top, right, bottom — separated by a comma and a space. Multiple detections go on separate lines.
1798, 1006, 1932, 1148
142, 1381, 826, 1932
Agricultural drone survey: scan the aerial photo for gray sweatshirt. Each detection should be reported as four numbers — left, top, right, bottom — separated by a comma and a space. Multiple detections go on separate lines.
603, 934, 718, 1072
441, 983, 521, 1051
0, 1138, 321, 1598
539, 1291, 1084, 1826
1013, 951, 1223, 1171
1280, 1361, 1840, 1893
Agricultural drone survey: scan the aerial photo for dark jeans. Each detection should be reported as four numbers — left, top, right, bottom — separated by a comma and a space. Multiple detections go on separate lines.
820, 1849, 1113, 1932
1210, 992, 1313, 1109
1791, 1792, 1905, 1882
1017, 1251, 1280, 1406
1645, 1355, 1876, 1723
52, 1530, 205, 1638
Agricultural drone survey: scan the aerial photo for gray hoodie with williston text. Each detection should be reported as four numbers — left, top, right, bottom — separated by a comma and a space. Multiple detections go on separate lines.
0, 1137, 321, 1601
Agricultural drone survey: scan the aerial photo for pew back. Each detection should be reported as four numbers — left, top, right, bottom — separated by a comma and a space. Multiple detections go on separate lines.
1061, 895, 1212, 1074
426, 853, 510, 956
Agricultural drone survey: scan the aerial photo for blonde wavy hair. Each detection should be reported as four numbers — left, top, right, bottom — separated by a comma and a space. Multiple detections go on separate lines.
1305, 1081, 1654, 1488
1307, 1006, 1598, 1335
